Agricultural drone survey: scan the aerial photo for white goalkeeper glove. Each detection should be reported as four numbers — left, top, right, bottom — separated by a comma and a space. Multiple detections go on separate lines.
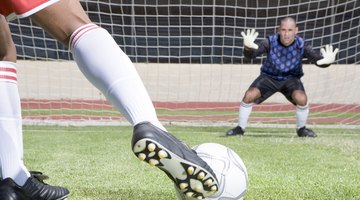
316, 45, 339, 65
241, 29, 259, 50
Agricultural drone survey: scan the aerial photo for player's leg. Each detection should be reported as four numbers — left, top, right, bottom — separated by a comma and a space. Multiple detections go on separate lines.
226, 89, 258, 136
282, 77, 317, 137
0, 14, 29, 183
0, 14, 69, 200
239, 88, 260, 128
292, 90, 308, 128
31, 0, 165, 131
0, 14, 22, 159
30, 1, 219, 198
226, 74, 276, 136
0, 17, 16, 61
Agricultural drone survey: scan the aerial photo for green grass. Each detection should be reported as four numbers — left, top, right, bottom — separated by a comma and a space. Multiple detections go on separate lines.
23, 126, 360, 200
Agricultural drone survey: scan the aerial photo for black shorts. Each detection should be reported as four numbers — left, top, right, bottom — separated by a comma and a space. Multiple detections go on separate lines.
249, 74, 305, 105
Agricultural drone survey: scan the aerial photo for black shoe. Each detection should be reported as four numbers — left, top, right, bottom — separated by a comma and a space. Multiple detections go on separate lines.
0, 178, 27, 200
132, 122, 219, 199
0, 177, 69, 200
226, 126, 245, 136
297, 127, 317, 137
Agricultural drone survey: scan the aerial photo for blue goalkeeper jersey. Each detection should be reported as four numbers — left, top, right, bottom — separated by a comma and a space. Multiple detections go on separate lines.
243, 33, 326, 80
262, 34, 304, 80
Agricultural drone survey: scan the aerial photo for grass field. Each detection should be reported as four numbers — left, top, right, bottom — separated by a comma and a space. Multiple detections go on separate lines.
23, 125, 360, 200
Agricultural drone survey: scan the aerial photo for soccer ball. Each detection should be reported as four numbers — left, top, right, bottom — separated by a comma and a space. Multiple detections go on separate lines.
175, 143, 248, 200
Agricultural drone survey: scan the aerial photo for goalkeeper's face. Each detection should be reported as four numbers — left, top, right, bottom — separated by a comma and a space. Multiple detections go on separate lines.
279, 19, 298, 46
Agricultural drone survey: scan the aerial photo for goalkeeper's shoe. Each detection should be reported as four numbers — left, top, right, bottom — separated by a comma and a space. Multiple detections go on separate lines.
297, 126, 317, 137
132, 122, 219, 199
0, 176, 69, 200
226, 126, 245, 136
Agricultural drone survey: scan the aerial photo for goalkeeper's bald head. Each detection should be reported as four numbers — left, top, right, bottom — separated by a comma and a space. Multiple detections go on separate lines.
279, 17, 297, 27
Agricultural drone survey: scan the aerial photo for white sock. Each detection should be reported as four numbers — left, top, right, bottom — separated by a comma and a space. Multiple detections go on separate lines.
238, 101, 253, 130
70, 24, 165, 131
296, 104, 309, 129
0, 61, 30, 185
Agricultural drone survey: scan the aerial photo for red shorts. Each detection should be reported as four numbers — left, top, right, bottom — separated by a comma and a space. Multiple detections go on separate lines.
0, 0, 59, 21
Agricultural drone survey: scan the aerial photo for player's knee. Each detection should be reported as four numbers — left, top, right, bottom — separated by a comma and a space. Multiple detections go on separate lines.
243, 88, 260, 103
293, 91, 307, 106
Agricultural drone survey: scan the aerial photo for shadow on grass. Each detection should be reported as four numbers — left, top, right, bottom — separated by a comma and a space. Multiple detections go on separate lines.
219, 134, 294, 138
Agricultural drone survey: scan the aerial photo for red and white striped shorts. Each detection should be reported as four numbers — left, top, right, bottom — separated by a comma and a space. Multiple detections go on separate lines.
0, 0, 59, 21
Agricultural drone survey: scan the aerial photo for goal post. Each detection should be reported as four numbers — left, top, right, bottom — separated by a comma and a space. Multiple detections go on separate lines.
9, 0, 360, 128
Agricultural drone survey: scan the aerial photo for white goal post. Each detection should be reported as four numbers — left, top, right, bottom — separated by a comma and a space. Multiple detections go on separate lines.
8, 0, 360, 128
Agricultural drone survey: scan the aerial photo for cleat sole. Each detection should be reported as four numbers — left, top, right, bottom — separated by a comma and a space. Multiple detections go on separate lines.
133, 138, 218, 199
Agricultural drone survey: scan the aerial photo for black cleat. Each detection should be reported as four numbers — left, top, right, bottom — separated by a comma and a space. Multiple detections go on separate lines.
226, 126, 245, 136
132, 122, 219, 199
0, 178, 27, 200
0, 177, 69, 200
297, 127, 317, 137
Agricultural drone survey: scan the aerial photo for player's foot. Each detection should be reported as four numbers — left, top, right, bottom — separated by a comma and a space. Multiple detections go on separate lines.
132, 121, 219, 199
297, 126, 317, 137
226, 126, 245, 136
0, 176, 69, 200
0, 178, 24, 200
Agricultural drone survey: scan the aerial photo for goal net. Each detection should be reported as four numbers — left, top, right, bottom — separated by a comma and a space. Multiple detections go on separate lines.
9, 0, 360, 128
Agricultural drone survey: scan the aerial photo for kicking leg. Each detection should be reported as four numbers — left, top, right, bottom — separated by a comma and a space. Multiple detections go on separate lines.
31, 1, 219, 198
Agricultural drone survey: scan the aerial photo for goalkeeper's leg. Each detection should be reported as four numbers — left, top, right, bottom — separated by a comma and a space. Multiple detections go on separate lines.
285, 78, 317, 137
292, 91, 317, 137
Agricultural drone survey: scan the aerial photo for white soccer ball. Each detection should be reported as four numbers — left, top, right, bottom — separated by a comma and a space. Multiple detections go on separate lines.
175, 143, 248, 200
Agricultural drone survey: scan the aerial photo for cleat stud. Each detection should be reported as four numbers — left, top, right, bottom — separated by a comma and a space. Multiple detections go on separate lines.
187, 167, 194, 175
158, 150, 168, 159
204, 179, 213, 186
194, 185, 202, 193
197, 197, 203, 200
148, 152, 155, 157
149, 159, 159, 166
179, 183, 188, 190
211, 185, 217, 192
197, 172, 205, 180
147, 143, 156, 152
186, 192, 194, 197
138, 153, 146, 161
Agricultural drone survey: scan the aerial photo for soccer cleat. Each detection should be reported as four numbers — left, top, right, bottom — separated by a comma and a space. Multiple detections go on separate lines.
0, 178, 27, 200
0, 176, 69, 200
131, 122, 219, 199
226, 126, 245, 136
297, 126, 317, 137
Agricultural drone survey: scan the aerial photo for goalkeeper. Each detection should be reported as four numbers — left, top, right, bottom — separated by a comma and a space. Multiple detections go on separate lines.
226, 17, 338, 137
0, 0, 218, 199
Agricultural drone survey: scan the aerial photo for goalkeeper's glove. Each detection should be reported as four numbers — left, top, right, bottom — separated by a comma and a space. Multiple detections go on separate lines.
316, 45, 339, 65
241, 29, 259, 50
